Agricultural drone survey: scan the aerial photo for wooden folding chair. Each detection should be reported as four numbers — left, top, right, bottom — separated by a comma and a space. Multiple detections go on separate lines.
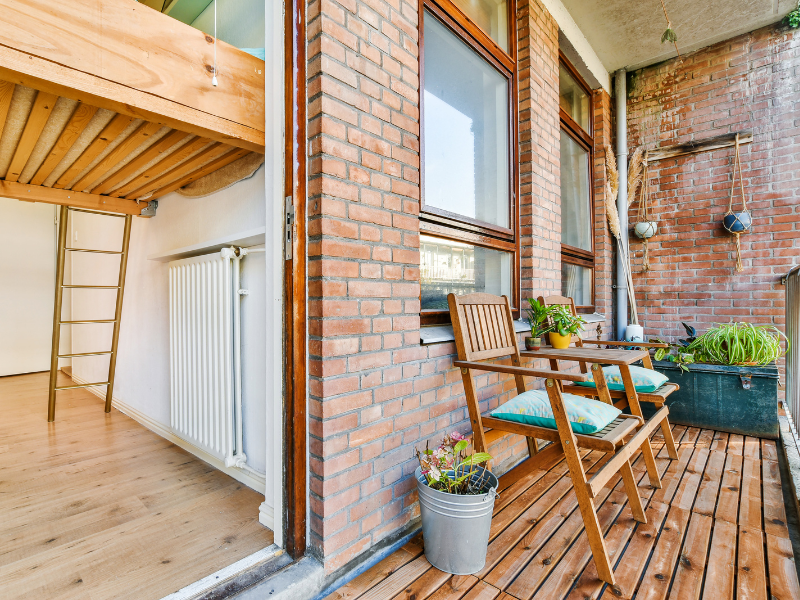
539, 295, 679, 460
448, 292, 671, 585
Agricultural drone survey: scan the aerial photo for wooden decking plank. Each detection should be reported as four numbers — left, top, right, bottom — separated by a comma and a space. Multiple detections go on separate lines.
761, 459, 788, 539
635, 505, 691, 600
743, 436, 760, 460
701, 519, 737, 600
738, 457, 762, 530
324, 539, 424, 600
496, 442, 566, 493
493, 469, 550, 515
727, 434, 744, 456
426, 576, 479, 600
710, 431, 729, 452
695, 429, 715, 448
681, 427, 701, 446
714, 453, 743, 524
668, 512, 713, 600
461, 580, 501, 600
355, 556, 433, 600
737, 526, 767, 600
693, 450, 726, 517
673, 447, 709, 511
650, 445, 694, 505
390, 566, 452, 600
761, 439, 778, 461
765, 533, 800, 600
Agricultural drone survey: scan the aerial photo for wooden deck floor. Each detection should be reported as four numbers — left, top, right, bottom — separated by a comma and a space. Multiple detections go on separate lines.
327, 425, 800, 600
0, 372, 273, 600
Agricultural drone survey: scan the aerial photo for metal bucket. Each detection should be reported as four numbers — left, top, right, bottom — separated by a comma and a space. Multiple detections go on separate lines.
415, 466, 498, 575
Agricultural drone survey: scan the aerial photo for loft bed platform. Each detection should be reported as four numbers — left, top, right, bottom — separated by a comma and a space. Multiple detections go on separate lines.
0, 0, 265, 216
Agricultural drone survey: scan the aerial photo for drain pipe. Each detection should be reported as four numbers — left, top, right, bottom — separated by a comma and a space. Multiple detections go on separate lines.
615, 69, 629, 340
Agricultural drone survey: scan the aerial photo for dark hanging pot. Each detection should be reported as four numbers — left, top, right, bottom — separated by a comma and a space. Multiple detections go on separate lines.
723, 134, 751, 272
723, 211, 752, 233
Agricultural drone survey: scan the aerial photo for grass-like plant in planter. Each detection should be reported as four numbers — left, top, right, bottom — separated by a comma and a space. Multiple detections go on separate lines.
525, 298, 553, 350
651, 322, 789, 438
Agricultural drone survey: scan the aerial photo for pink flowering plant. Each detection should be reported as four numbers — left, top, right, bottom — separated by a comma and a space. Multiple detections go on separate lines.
415, 431, 493, 495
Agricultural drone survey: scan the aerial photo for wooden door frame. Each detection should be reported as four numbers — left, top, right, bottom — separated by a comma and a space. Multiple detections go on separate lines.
284, 0, 308, 560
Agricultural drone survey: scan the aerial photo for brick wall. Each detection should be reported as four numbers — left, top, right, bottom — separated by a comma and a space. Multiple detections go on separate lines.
625, 23, 800, 346
592, 88, 615, 337
305, 0, 613, 574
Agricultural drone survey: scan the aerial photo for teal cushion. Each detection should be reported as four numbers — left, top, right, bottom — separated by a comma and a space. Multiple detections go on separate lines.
573, 365, 669, 393
489, 390, 621, 435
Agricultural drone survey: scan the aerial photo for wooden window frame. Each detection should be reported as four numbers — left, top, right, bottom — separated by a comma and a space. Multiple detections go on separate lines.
418, 0, 520, 326
558, 52, 596, 313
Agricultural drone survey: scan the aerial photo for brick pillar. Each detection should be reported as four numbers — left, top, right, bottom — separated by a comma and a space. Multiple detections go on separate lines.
593, 88, 615, 337
517, 0, 561, 303
305, 0, 422, 572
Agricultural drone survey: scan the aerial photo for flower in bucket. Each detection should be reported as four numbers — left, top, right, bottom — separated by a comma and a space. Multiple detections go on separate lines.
415, 431, 493, 495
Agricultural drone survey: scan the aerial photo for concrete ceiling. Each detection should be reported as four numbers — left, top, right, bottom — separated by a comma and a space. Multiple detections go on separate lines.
559, 0, 795, 72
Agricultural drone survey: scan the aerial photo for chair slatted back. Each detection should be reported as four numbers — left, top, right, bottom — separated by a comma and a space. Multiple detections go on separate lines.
448, 293, 520, 362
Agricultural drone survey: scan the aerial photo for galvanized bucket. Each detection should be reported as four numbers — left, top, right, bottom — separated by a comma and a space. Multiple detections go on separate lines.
415, 466, 498, 575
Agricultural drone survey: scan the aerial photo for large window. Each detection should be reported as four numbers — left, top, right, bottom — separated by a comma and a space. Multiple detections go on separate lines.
420, 0, 517, 324
559, 56, 595, 310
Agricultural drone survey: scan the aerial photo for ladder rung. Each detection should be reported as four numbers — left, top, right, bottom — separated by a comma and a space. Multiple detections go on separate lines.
60, 319, 116, 324
61, 285, 120, 289
58, 351, 114, 358
65, 248, 124, 255
55, 381, 110, 391
67, 207, 127, 218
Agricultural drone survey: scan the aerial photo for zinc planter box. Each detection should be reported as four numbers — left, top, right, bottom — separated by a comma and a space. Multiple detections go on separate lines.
649, 361, 779, 439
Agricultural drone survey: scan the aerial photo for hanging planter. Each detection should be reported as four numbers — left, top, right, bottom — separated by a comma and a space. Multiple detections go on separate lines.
631, 150, 657, 271
723, 134, 752, 272
634, 221, 658, 239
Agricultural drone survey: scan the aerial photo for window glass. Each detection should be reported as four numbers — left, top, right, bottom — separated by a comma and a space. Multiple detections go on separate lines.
559, 65, 590, 132
561, 263, 592, 306
450, 0, 509, 52
560, 131, 592, 251
423, 14, 510, 229
420, 235, 512, 310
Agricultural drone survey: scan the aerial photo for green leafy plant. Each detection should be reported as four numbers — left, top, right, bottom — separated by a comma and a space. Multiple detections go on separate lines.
550, 305, 587, 338
525, 298, 553, 339
416, 432, 492, 495
652, 323, 789, 371
661, 27, 678, 43
785, 0, 800, 28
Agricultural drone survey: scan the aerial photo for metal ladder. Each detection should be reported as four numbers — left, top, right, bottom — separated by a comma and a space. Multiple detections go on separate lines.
48, 205, 132, 422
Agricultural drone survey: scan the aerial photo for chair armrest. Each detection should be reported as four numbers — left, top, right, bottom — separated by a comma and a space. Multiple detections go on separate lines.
582, 339, 669, 349
452, 360, 592, 382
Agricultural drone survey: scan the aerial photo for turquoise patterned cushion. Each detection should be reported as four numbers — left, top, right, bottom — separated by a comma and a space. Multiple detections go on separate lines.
489, 390, 621, 435
573, 365, 668, 393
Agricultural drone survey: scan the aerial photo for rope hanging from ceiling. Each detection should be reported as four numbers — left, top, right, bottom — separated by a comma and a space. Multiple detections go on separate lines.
723, 134, 752, 273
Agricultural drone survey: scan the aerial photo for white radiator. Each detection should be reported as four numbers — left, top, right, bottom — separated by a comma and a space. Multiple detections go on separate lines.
169, 248, 246, 468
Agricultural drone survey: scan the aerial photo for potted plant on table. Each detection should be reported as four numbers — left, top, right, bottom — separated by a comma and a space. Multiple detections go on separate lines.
549, 306, 586, 350
525, 298, 552, 351
650, 322, 789, 438
415, 432, 497, 575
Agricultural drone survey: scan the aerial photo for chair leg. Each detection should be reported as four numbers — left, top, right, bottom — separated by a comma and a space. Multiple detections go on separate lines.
661, 419, 679, 460
575, 487, 617, 585
526, 437, 539, 457
619, 459, 647, 524
639, 438, 662, 489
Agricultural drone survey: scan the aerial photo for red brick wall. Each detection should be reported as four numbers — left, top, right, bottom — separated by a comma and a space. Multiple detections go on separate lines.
593, 89, 615, 337
625, 23, 800, 346
305, 0, 613, 574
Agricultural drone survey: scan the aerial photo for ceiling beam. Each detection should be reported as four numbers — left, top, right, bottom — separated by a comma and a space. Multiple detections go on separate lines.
0, 180, 146, 216
0, 0, 265, 153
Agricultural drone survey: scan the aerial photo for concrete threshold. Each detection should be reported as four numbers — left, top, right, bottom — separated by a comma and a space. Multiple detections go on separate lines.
778, 409, 800, 584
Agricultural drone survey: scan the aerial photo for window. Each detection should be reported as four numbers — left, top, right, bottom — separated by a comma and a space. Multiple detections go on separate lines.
559, 56, 594, 311
420, 0, 517, 325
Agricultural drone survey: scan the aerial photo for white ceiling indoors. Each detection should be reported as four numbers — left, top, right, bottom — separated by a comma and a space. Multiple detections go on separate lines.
559, 0, 795, 72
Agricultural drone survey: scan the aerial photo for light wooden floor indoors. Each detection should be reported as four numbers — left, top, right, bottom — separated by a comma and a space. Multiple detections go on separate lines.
327, 425, 800, 600
0, 372, 274, 600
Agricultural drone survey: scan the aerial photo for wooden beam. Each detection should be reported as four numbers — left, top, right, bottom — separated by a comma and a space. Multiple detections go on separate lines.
0, 81, 14, 142
645, 131, 754, 163
0, 179, 144, 215
90, 129, 187, 195
5, 90, 58, 182
30, 103, 98, 186
110, 136, 210, 198
150, 148, 251, 199
0, 0, 264, 152
72, 121, 162, 192
126, 142, 230, 199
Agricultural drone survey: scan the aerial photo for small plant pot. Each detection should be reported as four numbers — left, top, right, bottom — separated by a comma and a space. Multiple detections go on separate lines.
549, 332, 571, 349
416, 466, 498, 574
634, 221, 658, 239
525, 337, 541, 351
723, 211, 752, 233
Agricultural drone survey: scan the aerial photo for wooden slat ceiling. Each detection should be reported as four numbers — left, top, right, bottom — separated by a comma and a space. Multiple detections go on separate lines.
0, 80, 252, 204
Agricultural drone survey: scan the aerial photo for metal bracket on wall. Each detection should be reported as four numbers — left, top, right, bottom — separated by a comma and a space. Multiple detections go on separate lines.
140, 200, 158, 217
284, 196, 295, 260
740, 373, 752, 390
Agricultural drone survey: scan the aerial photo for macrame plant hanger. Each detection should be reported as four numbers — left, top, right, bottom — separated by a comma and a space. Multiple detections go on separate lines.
724, 134, 751, 272
637, 153, 653, 271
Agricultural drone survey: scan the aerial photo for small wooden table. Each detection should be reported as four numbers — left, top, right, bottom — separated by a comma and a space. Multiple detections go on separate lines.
520, 346, 648, 366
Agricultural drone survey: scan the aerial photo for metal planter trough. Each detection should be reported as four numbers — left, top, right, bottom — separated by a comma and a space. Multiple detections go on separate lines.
650, 360, 779, 439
